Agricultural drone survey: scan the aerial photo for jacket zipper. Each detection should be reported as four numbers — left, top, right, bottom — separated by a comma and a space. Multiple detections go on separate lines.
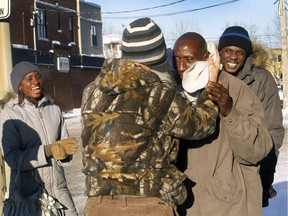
37, 107, 56, 197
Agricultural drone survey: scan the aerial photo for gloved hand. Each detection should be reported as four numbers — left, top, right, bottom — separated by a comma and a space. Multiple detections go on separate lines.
44, 143, 68, 160
55, 138, 79, 155
260, 171, 275, 207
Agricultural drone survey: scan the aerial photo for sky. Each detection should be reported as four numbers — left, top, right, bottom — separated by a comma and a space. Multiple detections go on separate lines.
87, 0, 282, 48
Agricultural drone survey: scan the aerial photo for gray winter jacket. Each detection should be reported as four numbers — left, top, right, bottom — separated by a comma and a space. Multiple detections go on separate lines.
237, 43, 284, 172
0, 94, 78, 215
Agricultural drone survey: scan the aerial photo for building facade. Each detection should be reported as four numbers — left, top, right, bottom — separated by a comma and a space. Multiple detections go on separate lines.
10, 0, 79, 53
103, 34, 122, 59
79, 0, 103, 56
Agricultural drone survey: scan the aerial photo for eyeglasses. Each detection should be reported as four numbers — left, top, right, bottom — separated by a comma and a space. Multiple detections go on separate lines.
223, 48, 245, 57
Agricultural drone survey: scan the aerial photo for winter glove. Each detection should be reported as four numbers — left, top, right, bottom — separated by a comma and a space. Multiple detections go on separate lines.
55, 138, 79, 155
44, 143, 67, 160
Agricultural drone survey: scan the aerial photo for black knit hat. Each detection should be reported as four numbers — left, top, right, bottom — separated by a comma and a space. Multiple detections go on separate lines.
218, 26, 252, 56
10, 61, 41, 92
121, 17, 168, 71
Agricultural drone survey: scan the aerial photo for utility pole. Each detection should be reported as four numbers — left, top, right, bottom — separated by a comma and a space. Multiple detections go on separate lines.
279, 0, 288, 109
0, 21, 12, 98
76, 0, 82, 55
0, 0, 12, 98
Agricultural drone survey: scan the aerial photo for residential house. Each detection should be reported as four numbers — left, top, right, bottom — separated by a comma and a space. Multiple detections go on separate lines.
270, 48, 282, 83
103, 34, 122, 59
79, 0, 103, 56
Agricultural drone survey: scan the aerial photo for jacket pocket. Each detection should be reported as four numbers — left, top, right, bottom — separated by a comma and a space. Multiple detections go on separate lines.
210, 177, 242, 205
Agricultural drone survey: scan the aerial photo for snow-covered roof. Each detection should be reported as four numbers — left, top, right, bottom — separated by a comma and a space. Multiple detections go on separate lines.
103, 34, 122, 44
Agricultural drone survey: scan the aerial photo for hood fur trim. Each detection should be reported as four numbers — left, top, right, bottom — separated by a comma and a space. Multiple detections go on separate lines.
250, 40, 271, 71
0, 92, 17, 111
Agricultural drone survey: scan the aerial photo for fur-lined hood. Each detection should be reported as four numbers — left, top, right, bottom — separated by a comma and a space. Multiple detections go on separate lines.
250, 40, 271, 71
0, 92, 17, 111
0, 91, 54, 112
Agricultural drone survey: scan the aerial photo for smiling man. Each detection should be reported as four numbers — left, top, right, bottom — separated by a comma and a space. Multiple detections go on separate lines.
218, 26, 285, 208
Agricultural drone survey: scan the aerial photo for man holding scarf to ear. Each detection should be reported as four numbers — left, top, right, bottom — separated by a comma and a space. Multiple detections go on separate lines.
173, 32, 273, 216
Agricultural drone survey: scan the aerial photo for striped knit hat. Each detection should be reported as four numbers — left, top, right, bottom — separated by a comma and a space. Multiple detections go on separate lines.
121, 18, 168, 72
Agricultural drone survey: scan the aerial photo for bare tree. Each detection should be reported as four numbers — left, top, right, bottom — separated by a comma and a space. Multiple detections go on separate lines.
166, 18, 201, 47
222, 21, 258, 39
102, 22, 123, 35
272, 12, 281, 48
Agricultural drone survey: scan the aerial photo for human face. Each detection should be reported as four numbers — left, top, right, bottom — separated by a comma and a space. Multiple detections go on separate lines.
19, 71, 43, 100
220, 46, 247, 74
173, 38, 207, 79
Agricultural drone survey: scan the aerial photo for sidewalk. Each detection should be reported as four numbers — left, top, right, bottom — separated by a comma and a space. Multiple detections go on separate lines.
64, 115, 85, 215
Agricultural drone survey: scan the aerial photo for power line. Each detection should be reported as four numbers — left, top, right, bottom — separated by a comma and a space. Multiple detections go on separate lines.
102, 0, 186, 14
102, 0, 240, 19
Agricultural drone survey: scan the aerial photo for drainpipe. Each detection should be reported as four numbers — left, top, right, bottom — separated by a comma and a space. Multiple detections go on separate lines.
33, 0, 37, 50
76, 0, 82, 55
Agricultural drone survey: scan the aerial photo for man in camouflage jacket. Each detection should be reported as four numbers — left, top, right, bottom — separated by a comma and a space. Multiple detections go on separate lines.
80, 18, 219, 216
81, 57, 218, 204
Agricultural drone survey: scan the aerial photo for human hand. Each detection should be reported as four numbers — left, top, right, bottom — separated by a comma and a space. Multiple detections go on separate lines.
207, 42, 220, 82
205, 81, 232, 117
55, 138, 79, 155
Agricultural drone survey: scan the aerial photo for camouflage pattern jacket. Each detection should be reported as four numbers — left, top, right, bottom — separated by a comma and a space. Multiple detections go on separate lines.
81, 58, 218, 207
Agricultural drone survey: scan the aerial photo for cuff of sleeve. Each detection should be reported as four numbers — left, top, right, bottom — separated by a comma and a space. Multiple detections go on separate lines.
219, 105, 239, 125
44, 145, 52, 157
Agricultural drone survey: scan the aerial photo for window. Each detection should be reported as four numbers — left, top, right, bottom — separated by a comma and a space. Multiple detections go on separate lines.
37, 10, 47, 39
277, 54, 282, 62
69, 16, 74, 42
91, 25, 97, 46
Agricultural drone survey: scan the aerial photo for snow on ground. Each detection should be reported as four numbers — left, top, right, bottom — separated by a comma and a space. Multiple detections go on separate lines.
64, 108, 288, 216
263, 108, 288, 216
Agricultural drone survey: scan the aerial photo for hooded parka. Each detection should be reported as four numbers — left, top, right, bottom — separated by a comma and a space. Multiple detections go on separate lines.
237, 43, 284, 171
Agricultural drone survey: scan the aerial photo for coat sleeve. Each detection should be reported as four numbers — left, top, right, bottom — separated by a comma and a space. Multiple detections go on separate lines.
261, 71, 284, 154
221, 84, 273, 165
168, 90, 219, 140
0, 111, 47, 171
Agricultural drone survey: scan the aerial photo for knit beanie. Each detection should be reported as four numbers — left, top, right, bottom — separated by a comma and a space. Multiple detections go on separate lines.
10, 61, 41, 92
121, 17, 168, 72
218, 26, 252, 56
